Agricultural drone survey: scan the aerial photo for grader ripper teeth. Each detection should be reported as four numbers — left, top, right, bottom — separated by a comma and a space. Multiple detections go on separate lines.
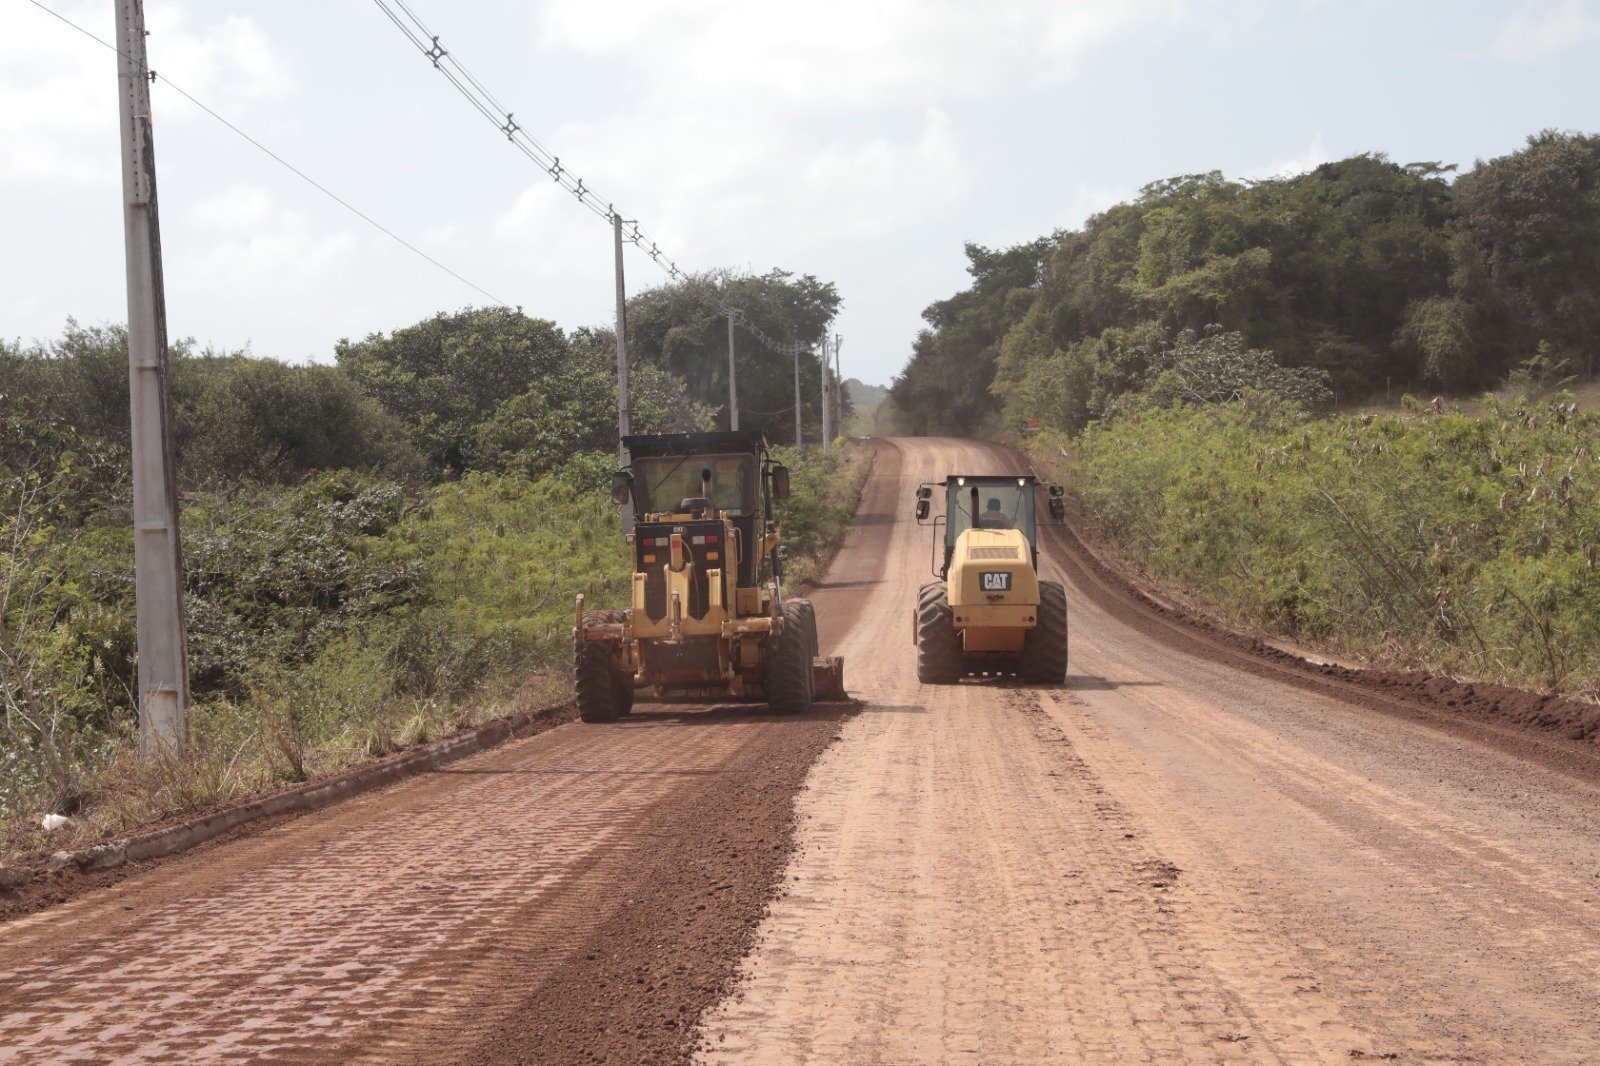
571, 430, 846, 723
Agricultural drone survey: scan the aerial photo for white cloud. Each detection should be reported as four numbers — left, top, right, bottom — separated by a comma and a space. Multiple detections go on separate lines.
145, 10, 295, 107
1241, 134, 1330, 181
0, 3, 294, 186
500, 0, 1201, 288
422, 224, 464, 249
1492, 0, 1600, 61
497, 105, 966, 279
175, 185, 357, 298
493, 181, 617, 283
1061, 183, 1133, 228
537, 0, 1193, 113
0, 1, 116, 184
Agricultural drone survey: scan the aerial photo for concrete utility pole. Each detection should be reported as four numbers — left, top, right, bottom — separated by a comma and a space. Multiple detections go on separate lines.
612, 213, 631, 442
726, 309, 739, 431
792, 344, 803, 448
612, 212, 633, 527
833, 334, 844, 437
819, 338, 831, 456
116, 0, 189, 756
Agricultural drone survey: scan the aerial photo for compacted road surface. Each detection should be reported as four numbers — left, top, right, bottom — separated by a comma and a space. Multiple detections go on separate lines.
6, 436, 1600, 1064
699, 437, 1600, 1064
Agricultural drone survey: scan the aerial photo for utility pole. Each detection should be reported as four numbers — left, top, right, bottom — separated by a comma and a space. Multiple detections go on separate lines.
819, 339, 831, 456
612, 212, 633, 528
833, 334, 844, 437
792, 344, 803, 448
117, 0, 188, 756
726, 309, 739, 431
612, 213, 631, 442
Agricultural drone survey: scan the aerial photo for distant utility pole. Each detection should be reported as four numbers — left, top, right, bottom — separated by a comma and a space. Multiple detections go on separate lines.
116, 0, 189, 756
833, 334, 844, 436
612, 212, 632, 527
792, 344, 803, 448
726, 309, 739, 431
819, 339, 831, 456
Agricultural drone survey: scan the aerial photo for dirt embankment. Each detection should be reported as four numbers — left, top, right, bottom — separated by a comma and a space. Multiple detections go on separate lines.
1043, 489, 1600, 780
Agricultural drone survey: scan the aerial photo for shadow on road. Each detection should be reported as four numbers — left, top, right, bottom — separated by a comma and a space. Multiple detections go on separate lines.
1066, 674, 1163, 691
431, 766, 722, 778
616, 704, 855, 727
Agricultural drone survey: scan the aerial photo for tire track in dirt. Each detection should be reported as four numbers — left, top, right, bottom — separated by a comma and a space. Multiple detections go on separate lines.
1, 716, 778, 1062
1042, 636, 1600, 1062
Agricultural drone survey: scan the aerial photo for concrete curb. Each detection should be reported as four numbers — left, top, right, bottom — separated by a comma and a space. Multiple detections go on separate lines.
2, 700, 573, 890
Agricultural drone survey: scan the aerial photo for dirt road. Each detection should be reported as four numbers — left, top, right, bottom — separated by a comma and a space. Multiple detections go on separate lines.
699, 437, 1600, 1064
6, 436, 1600, 1063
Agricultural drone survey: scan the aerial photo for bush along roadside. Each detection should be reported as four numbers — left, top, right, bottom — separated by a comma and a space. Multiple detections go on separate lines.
1, 466, 631, 861
1031, 392, 1600, 701
773, 438, 873, 595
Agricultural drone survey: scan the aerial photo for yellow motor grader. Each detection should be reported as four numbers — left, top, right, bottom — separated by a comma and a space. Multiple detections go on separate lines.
573, 431, 845, 722
913, 474, 1069, 684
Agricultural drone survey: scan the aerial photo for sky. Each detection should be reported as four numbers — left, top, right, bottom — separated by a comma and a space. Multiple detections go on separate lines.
3, 1, 1598, 388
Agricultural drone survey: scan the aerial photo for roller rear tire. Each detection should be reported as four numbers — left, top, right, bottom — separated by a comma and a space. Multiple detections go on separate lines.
916, 583, 962, 684
1020, 580, 1069, 684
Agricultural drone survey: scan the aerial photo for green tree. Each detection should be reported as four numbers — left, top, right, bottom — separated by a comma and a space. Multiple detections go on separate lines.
888, 239, 1053, 435
182, 357, 422, 484
624, 269, 842, 444
1450, 130, 1600, 378
335, 307, 575, 474
1128, 328, 1333, 411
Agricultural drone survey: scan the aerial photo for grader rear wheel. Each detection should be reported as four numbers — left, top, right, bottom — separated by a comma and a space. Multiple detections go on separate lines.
575, 610, 633, 722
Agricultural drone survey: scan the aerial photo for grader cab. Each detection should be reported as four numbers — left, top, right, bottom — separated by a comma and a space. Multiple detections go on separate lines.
573, 431, 845, 722
912, 474, 1069, 684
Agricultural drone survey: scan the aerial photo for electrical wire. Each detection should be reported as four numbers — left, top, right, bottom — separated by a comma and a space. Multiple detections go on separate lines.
25, 0, 511, 309
371, 0, 830, 361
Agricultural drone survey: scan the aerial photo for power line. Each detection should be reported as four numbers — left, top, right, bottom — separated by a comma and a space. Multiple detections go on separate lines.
371, 0, 827, 362
372, 0, 681, 273
25, 0, 511, 309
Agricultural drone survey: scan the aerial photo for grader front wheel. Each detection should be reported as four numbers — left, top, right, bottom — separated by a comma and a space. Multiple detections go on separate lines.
767, 600, 816, 714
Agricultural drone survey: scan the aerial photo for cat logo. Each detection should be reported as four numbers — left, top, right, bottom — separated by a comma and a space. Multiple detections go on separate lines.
980, 571, 1012, 592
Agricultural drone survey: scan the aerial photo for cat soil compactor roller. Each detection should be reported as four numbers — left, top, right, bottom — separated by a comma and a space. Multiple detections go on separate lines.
913, 473, 1069, 684
573, 431, 845, 722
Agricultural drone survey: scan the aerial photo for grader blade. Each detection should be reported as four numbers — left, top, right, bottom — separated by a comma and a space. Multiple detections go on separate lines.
813, 656, 847, 701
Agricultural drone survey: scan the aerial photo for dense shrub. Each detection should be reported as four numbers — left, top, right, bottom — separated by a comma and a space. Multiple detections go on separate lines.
1060, 394, 1600, 695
